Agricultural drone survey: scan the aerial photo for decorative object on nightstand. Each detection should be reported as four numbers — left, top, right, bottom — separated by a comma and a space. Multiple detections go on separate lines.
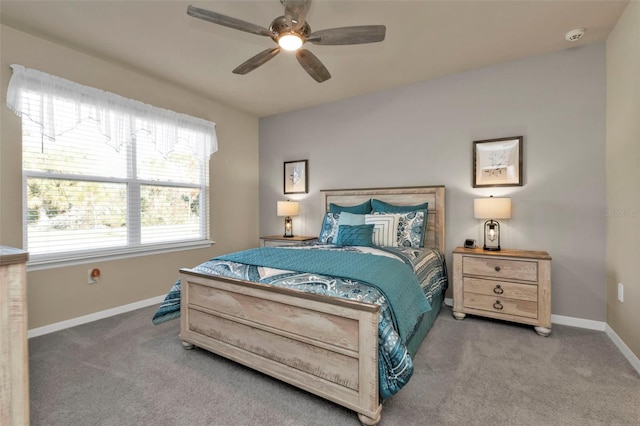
474, 196, 511, 251
277, 200, 299, 237
452, 247, 552, 336
260, 235, 317, 247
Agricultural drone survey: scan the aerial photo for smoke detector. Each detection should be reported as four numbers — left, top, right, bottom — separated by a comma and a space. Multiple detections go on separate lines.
565, 28, 585, 42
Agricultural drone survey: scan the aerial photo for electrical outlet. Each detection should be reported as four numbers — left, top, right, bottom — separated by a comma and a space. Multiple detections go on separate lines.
617, 283, 624, 303
88, 268, 101, 284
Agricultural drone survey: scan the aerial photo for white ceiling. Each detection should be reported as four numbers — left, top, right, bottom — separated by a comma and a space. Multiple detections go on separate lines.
0, 0, 629, 117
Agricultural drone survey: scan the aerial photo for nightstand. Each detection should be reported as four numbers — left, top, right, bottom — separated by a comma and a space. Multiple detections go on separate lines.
452, 247, 552, 336
260, 235, 318, 247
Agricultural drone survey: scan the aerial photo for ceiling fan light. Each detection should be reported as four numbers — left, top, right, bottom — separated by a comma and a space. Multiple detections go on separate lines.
278, 33, 303, 51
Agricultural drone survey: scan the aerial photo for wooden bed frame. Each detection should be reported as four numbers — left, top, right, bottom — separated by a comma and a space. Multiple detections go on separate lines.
179, 186, 445, 425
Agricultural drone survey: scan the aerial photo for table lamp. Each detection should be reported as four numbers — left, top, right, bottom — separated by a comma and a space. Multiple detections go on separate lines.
277, 201, 299, 238
474, 196, 511, 251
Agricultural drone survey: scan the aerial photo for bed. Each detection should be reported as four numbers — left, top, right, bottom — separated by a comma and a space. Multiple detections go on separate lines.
154, 186, 446, 425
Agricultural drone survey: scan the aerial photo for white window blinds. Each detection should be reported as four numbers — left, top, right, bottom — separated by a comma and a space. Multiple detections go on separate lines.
7, 65, 218, 266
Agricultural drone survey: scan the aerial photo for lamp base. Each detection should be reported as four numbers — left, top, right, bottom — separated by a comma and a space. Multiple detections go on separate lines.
283, 216, 294, 238
483, 219, 502, 252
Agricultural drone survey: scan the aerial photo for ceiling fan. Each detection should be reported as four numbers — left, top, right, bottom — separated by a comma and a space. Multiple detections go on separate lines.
186, 0, 386, 83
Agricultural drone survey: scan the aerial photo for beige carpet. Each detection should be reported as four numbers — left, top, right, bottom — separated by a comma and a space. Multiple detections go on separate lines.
29, 304, 640, 425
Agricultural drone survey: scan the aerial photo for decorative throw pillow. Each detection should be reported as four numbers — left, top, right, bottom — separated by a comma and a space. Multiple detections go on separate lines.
337, 212, 366, 227
371, 199, 428, 247
329, 200, 372, 214
395, 210, 426, 248
318, 212, 340, 244
335, 224, 374, 247
364, 214, 400, 247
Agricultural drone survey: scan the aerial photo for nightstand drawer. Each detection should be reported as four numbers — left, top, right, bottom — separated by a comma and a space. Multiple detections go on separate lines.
463, 277, 537, 302
462, 256, 538, 282
463, 293, 538, 319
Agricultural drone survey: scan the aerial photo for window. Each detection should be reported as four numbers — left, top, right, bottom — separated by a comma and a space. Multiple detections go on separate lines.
7, 65, 217, 267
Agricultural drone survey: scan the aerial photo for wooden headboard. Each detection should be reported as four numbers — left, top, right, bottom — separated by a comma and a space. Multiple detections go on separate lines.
320, 186, 445, 253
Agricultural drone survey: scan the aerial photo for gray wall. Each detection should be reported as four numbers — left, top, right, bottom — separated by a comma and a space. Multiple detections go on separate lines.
260, 42, 606, 321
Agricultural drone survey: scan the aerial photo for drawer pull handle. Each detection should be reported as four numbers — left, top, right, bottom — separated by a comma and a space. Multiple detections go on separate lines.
493, 285, 504, 295
494, 266, 501, 272
493, 300, 503, 310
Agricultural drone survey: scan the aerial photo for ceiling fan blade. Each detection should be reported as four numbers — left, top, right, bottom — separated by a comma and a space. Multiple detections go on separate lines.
283, 0, 312, 31
233, 48, 281, 75
187, 5, 273, 37
307, 25, 386, 45
296, 49, 331, 83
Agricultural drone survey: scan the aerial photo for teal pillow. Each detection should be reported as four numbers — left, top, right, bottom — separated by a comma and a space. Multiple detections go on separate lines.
329, 200, 372, 214
371, 199, 428, 213
338, 212, 366, 227
335, 224, 374, 247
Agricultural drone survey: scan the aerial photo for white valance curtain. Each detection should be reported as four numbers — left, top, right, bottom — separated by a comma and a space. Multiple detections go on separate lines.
6, 64, 218, 159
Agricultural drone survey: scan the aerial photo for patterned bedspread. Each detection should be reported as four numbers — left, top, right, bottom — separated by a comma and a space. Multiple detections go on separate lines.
153, 244, 448, 399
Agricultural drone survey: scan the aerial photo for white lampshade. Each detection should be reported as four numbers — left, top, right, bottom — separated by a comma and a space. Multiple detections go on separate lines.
277, 201, 299, 217
474, 197, 512, 219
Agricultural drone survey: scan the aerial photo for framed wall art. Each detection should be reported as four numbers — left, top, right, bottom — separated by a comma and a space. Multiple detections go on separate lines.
284, 159, 308, 194
473, 136, 523, 187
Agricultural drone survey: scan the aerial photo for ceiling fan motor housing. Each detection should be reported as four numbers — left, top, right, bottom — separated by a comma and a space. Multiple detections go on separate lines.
270, 15, 311, 41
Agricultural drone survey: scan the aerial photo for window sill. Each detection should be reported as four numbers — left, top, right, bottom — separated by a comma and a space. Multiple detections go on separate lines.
26, 240, 215, 271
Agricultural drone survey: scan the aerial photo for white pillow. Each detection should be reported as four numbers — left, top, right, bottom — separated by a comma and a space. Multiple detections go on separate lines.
364, 214, 400, 247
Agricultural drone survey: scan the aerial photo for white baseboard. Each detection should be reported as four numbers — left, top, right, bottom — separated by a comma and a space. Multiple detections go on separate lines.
550, 314, 607, 331
605, 324, 640, 376
27, 295, 165, 339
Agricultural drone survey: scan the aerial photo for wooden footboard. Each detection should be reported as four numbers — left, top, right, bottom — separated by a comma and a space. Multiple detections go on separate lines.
179, 269, 383, 424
